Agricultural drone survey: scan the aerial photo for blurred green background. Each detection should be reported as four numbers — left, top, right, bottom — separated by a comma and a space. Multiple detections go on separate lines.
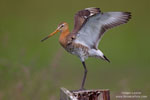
0, 0, 150, 99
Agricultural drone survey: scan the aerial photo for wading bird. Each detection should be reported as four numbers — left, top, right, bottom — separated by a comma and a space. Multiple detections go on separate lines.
41, 7, 131, 90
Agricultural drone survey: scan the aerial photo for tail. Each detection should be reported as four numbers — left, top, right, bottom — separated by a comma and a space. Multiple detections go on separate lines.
96, 49, 110, 63
89, 49, 110, 62
103, 55, 110, 63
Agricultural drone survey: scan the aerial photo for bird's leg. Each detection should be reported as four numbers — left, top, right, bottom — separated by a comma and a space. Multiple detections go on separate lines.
80, 61, 88, 90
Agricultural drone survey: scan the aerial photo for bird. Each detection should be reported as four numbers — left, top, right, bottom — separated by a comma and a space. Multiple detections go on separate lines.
41, 7, 131, 90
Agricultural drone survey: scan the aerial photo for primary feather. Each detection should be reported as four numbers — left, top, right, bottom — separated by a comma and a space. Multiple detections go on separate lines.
73, 8, 131, 49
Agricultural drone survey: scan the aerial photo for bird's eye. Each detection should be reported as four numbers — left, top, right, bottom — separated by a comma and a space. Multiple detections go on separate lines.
58, 23, 65, 29
61, 24, 64, 28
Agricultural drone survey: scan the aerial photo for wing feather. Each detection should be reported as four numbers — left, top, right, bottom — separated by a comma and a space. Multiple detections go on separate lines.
72, 7, 100, 34
73, 10, 131, 49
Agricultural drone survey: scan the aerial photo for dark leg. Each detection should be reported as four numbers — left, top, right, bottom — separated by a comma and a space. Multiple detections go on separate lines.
80, 62, 88, 90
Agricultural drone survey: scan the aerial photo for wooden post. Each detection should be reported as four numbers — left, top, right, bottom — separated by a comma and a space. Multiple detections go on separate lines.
60, 88, 110, 100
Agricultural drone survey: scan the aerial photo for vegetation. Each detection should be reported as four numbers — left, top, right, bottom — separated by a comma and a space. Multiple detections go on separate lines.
0, 0, 150, 99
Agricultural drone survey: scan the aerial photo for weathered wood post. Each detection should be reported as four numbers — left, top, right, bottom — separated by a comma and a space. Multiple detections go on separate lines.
60, 88, 110, 100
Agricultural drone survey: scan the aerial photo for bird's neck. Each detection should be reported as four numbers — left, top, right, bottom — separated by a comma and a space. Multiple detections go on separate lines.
59, 29, 70, 48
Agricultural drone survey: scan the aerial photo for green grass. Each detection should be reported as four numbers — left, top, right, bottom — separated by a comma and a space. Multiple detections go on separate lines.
0, 0, 150, 99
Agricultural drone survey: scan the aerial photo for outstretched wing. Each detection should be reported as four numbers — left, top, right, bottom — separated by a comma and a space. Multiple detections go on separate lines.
72, 7, 100, 34
73, 7, 131, 49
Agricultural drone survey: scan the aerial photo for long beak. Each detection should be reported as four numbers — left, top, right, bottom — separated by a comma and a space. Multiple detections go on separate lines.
41, 28, 59, 42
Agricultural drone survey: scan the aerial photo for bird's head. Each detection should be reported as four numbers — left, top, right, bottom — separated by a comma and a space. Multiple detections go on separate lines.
41, 22, 68, 42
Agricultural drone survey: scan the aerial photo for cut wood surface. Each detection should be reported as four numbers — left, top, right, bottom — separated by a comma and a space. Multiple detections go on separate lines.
60, 88, 110, 100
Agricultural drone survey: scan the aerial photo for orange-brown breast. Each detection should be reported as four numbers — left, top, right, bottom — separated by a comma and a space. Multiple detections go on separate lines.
59, 29, 70, 48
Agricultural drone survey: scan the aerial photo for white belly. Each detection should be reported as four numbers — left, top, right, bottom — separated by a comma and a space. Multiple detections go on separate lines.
65, 43, 104, 62
65, 43, 89, 61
